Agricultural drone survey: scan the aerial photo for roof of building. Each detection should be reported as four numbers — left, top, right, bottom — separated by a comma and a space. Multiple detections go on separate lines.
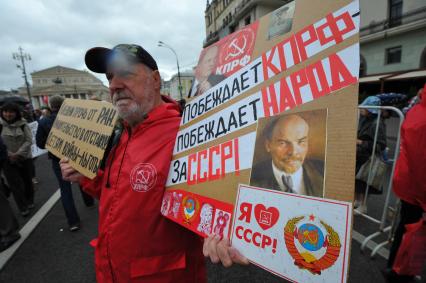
31, 65, 88, 76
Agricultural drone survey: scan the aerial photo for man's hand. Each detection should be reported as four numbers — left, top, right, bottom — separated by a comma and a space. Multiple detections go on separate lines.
203, 234, 249, 268
59, 158, 83, 182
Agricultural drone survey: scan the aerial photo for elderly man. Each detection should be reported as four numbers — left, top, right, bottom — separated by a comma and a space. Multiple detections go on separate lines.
60, 44, 246, 282
188, 45, 226, 98
250, 114, 324, 197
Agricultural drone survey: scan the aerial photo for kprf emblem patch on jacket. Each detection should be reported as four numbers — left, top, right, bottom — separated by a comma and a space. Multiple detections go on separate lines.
130, 163, 157, 192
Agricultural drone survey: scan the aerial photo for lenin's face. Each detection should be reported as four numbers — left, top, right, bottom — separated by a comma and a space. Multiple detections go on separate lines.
265, 115, 309, 174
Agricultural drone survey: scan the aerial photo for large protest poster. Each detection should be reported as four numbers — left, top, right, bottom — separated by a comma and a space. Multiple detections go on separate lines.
163, 0, 360, 240
45, 99, 117, 179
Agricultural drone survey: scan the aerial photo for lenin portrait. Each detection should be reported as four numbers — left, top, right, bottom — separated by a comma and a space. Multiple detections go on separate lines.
250, 109, 327, 197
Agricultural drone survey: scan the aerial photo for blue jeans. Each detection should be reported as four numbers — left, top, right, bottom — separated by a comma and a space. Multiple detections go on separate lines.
51, 160, 80, 226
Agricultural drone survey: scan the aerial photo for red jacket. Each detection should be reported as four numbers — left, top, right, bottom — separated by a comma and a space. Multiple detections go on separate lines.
392, 87, 426, 211
81, 99, 206, 282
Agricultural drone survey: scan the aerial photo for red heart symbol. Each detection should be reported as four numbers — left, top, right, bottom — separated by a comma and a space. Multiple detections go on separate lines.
254, 204, 279, 230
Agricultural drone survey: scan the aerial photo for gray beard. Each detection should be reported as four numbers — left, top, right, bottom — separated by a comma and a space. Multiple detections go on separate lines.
117, 103, 147, 127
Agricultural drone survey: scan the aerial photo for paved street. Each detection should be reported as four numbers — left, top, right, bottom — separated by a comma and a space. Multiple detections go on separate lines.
1, 121, 424, 283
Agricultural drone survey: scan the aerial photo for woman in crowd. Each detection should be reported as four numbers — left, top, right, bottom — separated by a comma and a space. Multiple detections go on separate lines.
0, 102, 34, 216
355, 96, 387, 213
0, 135, 21, 251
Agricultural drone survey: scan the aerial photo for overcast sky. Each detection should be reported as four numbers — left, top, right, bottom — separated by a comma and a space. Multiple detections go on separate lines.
0, 0, 206, 91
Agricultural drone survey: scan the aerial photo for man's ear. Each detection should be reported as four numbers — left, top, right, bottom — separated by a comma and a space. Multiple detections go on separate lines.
152, 70, 161, 91
264, 139, 271, 153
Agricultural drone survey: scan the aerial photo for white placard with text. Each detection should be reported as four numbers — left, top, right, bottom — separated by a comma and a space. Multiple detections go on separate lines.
231, 184, 352, 283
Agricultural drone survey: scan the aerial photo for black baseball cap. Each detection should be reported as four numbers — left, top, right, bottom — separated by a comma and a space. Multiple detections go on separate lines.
85, 44, 158, 73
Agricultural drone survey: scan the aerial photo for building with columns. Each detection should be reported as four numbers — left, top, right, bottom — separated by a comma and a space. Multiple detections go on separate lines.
19, 65, 109, 109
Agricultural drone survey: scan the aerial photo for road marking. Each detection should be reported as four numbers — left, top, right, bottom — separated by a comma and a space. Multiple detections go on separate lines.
0, 190, 60, 270
352, 230, 390, 259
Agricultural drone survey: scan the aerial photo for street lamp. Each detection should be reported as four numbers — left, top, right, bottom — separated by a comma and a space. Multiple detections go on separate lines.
12, 47, 33, 107
158, 41, 183, 100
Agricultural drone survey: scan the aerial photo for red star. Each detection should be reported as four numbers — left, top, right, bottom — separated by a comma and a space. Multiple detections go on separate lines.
309, 214, 315, 221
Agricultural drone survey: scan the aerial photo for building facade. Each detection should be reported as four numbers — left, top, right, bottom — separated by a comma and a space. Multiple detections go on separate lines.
204, 0, 290, 47
161, 70, 194, 101
203, 0, 426, 96
357, 0, 426, 95
21, 65, 109, 109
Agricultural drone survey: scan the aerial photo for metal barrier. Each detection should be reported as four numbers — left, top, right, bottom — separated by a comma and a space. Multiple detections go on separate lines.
355, 105, 404, 258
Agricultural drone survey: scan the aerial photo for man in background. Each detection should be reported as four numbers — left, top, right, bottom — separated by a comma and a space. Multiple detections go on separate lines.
188, 45, 225, 98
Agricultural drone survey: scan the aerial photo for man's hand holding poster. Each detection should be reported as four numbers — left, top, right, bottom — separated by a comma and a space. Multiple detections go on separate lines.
45, 99, 117, 179
164, 0, 359, 280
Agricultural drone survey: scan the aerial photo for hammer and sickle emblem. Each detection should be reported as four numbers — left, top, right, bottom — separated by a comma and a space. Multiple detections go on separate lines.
225, 36, 247, 60
136, 169, 151, 184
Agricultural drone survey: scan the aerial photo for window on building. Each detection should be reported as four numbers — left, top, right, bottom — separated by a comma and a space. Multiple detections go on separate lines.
420, 47, 426, 69
245, 16, 251, 26
207, 13, 212, 26
389, 0, 402, 27
360, 55, 367, 76
385, 46, 402, 64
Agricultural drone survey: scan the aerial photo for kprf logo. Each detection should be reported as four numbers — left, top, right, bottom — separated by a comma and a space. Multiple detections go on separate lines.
130, 163, 157, 192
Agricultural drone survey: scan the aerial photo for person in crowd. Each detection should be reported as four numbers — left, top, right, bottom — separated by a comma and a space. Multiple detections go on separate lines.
33, 109, 42, 121
402, 87, 423, 115
384, 84, 426, 283
188, 45, 226, 98
0, 135, 21, 252
36, 95, 94, 232
60, 44, 247, 282
250, 114, 324, 197
40, 107, 52, 120
355, 96, 387, 213
0, 102, 34, 216
22, 104, 35, 122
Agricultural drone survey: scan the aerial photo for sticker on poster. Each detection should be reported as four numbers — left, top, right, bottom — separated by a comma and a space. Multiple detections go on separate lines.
212, 209, 231, 239
250, 109, 328, 198
267, 1, 295, 40
161, 191, 183, 219
182, 195, 200, 225
231, 185, 352, 283
217, 22, 259, 76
